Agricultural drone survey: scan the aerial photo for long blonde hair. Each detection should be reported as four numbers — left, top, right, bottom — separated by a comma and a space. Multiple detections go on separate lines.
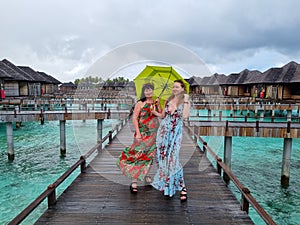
167, 79, 186, 107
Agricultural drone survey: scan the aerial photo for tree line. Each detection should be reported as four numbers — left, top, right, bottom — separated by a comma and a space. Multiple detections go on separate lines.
74, 76, 129, 85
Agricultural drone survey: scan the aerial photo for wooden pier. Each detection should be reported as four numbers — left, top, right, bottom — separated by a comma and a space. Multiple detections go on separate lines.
33, 121, 256, 225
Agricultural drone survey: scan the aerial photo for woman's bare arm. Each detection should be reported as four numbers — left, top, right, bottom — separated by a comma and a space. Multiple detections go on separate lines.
133, 101, 142, 138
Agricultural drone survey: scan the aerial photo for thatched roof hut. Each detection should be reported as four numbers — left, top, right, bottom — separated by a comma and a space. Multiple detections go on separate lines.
261, 61, 300, 83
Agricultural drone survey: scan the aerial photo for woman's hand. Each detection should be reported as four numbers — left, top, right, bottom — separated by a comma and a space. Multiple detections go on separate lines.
183, 94, 189, 102
135, 133, 142, 140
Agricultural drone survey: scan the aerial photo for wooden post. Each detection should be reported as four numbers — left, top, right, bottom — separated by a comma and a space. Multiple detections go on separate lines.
281, 138, 292, 187
223, 136, 232, 185
60, 120, 66, 156
6, 122, 14, 160
203, 142, 207, 156
97, 119, 103, 151
80, 156, 86, 173
255, 105, 258, 117
287, 110, 292, 122
16, 121, 21, 128
260, 110, 264, 122
217, 158, 222, 175
271, 109, 275, 122
233, 110, 237, 121
107, 108, 111, 119
241, 187, 250, 213
47, 184, 56, 207
109, 131, 113, 143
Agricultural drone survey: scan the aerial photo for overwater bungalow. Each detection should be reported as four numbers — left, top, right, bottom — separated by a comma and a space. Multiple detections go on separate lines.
0, 66, 13, 100
188, 76, 202, 94
37, 71, 61, 95
59, 82, 77, 94
198, 73, 227, 95
19, 66, 61, 96
222, 69, 263, 98
260, 61, 300, 101
0, 59, 61, 98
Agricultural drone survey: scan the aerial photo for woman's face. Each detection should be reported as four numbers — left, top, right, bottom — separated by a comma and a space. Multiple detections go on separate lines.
144, 88, 153, 98
172, 82, 184, 96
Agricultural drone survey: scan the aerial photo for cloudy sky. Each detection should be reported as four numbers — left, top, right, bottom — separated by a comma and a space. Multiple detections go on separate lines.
1, 0, 300, 82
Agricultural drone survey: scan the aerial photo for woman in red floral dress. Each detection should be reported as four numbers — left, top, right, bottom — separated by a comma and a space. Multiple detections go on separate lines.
117, 83, 160, 193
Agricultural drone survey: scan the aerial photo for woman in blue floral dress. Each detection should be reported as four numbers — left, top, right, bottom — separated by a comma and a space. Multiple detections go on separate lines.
151, 80, 190, 202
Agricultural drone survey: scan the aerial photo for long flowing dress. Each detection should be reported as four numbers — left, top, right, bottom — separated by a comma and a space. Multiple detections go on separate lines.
117, 102, 159, 181
152, 103, 185, 197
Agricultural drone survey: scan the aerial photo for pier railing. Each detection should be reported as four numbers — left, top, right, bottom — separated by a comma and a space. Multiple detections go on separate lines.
8, 116, 130, 225
185, 124, 277, 225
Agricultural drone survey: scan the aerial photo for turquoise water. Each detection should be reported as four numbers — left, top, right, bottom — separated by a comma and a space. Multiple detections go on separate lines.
202, 134, 300, 225
0, 119, 120, 224
0, 106, 299, 224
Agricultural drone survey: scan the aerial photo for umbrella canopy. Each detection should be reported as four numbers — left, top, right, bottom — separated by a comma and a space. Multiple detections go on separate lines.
134, 65, 190, 107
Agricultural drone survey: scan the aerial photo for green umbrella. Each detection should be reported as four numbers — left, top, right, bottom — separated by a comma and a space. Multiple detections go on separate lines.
134, 65, 190, 107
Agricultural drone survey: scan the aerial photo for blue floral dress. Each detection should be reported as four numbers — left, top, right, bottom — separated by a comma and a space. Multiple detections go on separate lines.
152, 103, 185, 197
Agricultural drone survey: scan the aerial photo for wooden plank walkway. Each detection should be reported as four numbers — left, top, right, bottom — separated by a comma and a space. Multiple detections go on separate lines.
35, 120, 254, 225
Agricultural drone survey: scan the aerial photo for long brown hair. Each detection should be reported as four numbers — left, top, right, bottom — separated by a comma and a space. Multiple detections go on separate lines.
167, 79, 186, 106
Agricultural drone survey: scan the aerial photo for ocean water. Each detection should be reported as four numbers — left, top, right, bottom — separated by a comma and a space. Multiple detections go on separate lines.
0, 118, 120, 225
0, 107, 299, 224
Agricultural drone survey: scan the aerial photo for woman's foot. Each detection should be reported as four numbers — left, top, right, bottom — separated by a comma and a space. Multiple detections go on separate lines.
144, 176, 152, 185
130, 182, 138, 194
180, 187, 187, 202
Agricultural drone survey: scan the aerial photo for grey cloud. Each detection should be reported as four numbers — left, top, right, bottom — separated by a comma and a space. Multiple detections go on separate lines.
1, 0, 300, 82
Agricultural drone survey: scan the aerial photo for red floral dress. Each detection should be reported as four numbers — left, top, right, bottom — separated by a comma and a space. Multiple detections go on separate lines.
116, 103, 159, 181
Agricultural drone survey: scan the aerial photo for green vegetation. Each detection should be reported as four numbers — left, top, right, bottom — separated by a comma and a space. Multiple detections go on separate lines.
74, 76, 129, 85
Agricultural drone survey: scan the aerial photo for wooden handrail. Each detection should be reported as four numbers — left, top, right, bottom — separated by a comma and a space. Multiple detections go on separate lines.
186, 125, 277, 225
8, 116, 129, 225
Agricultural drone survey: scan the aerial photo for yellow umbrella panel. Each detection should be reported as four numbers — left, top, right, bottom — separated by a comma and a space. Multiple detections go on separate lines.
134, 65, 190, 107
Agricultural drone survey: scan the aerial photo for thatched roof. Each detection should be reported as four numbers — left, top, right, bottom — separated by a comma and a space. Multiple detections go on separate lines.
242, 70, 263, 84
60, 82, 77, 88
19, 66, 50, 83
0, 67, 13, 79
0, 58, 61, 84
188, 76, 202, 86
261, 61, 300, 83
0, 60, 30, 81
1, 59, 35, 81
215, 73, 227, 85
223, 69, 263, 85
37, 71, 61, 84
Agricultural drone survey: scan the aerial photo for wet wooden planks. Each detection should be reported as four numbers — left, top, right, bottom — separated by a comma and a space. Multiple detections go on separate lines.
35, 120, 254, 225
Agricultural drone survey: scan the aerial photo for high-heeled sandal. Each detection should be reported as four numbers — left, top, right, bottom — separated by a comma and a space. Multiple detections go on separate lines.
180, 187, 187, 202
130, 183, 138, 194
144, 176, 152, 185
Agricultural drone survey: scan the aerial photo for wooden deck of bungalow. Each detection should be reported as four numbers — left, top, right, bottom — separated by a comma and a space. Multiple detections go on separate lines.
34, 120, 255, 225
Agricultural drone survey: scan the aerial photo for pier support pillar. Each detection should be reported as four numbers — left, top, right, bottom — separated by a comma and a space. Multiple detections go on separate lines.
16, 121, 22, 128
60, 120, 66, 156
97, 119, 103, 151
6, 122, 14, 160
223, 136, 232, 185
281, 138, 292, 187
259, 110, 264, 122
287, 110, 292, 122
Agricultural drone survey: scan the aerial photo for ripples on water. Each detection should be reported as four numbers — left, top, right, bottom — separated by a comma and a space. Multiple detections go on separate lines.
1, 108, 300, 224
0, 119, 119, 224
203, 135, 300, 225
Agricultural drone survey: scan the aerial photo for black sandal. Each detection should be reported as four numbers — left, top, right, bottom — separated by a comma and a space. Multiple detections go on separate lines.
144, 176, 152, 185
180, 187, 187, 202
130, 183, 138, 194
